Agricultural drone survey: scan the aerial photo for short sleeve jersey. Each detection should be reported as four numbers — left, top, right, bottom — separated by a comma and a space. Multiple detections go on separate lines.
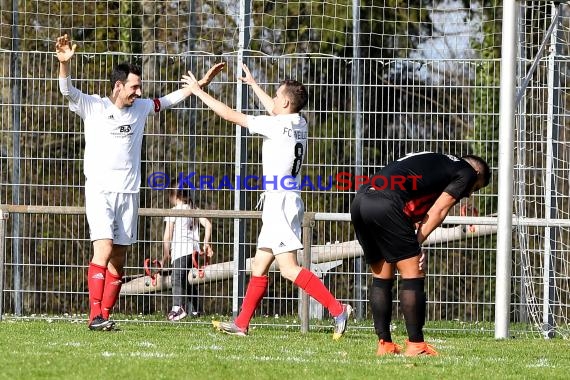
246, 114, 308, 192
68, 93, 157, 192
164, 204, 201, 261
368, 152, 478, 222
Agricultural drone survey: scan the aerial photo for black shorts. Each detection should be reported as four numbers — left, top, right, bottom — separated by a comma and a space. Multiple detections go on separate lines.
350, 186, 421, 264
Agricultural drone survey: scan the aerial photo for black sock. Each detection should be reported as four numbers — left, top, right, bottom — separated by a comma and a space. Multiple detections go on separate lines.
399, 278, 426, 343
370, 277, 394, 341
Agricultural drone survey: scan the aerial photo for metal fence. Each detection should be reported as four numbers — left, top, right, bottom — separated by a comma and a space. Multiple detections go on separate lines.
0, 50, 503, 330
0, 205, 502, 332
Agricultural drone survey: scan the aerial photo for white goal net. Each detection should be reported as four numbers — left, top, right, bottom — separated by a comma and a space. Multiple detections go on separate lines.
515, 1, 570, 339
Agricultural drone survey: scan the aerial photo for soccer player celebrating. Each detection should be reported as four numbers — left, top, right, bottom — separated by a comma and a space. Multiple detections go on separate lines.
181, 64, 352, 339
350, 152, 490, 356
55, 34, 225, 330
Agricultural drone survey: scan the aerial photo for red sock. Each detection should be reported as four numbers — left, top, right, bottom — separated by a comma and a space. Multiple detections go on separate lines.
234, 276, 268, 330
294, 268, 343, 317
87, 262, 106, 322
101, 270, 123, 320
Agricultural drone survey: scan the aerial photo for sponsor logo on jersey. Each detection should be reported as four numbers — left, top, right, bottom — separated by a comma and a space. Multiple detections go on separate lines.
111, 124, 134, 137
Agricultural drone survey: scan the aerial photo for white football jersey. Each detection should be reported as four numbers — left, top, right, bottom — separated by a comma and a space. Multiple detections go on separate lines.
247, 113, 308, 192
164, 204, 201, 261
68, 94, 156, 192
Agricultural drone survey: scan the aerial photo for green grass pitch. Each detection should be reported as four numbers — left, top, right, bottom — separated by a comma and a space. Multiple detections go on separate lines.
1, 317, 569, 380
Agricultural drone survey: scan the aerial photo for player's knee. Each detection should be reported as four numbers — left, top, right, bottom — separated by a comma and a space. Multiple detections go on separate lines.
250, 261, 268, 276
279, 266, 301, 282
395, 255, 424, 278
92, 239, 113, 256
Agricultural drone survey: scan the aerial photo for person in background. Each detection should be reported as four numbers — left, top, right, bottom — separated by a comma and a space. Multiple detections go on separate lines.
161, 184, 213, 321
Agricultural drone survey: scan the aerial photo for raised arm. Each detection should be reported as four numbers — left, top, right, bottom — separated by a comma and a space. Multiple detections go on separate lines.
181, 70, 248, 127
157, 62, 226, 111
199, 62, 226, 88
238, 63, 275, 115
55, 34, 77, 79
55, 34, 85, 104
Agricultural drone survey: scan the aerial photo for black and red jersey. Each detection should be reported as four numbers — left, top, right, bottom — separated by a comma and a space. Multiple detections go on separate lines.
364, 152, 478, 222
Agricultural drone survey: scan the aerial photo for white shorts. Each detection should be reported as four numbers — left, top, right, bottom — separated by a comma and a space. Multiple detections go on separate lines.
85, 187, 139, 245
257, 192, 303, 255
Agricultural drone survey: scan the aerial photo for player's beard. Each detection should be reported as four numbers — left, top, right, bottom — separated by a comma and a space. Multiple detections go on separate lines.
125, 94, 138, 107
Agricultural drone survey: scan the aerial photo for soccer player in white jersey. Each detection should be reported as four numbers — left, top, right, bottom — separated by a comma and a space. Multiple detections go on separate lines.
181, 64, 352, 339
55, 34, 225, 331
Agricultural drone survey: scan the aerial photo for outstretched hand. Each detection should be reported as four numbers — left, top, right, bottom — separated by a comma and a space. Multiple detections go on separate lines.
55, 34, 77, 63
238, 63, 257, 86
181, 70, 202, 94
199, 62, 226, 87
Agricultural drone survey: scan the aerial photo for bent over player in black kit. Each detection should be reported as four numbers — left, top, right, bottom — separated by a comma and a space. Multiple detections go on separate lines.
350, 152, 490, 356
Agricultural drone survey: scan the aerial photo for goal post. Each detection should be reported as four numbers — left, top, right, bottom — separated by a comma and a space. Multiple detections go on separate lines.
495, 0, 517, 340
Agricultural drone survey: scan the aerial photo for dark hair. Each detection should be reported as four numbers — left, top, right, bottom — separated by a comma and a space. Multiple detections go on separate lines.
280, 79, 308, 113
110, 62, 142, 90
462, 154, 491, 187
170, 182, 194, 207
